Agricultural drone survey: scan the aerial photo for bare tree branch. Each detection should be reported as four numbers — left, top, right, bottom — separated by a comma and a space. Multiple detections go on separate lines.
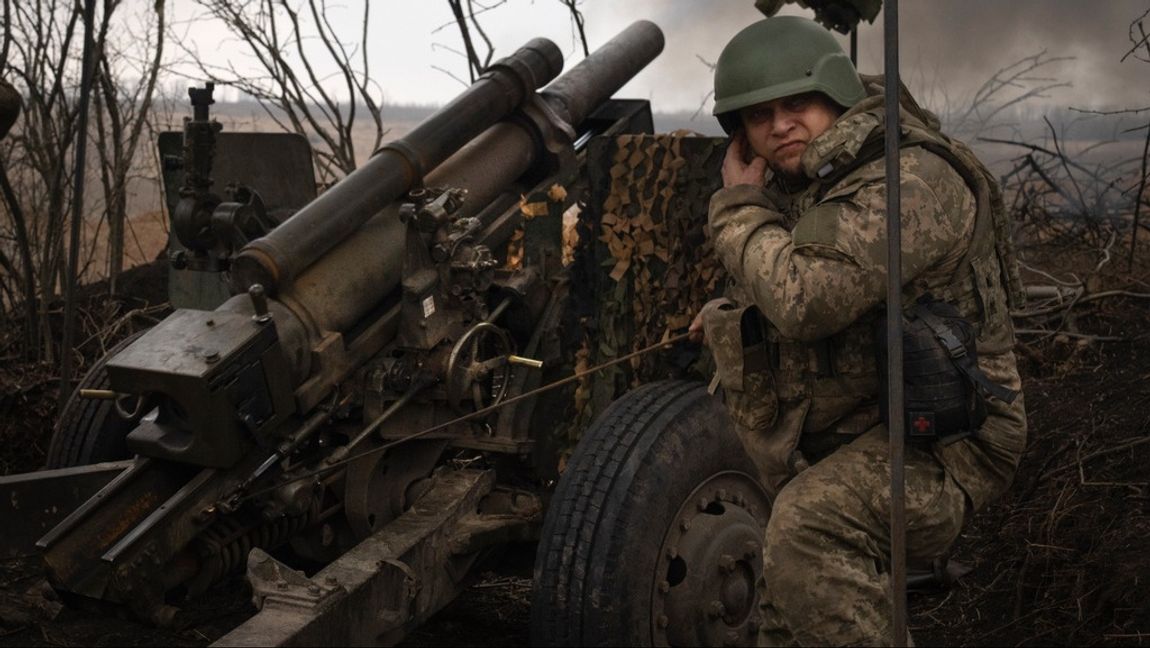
93, 0, 166, 292
467, 0, 500, 69
1120, 9, 1150, 63
446, 0, 482, 83
939, 51, 1073, 139
690, 55, 717, 121
558, 0, 589, 57
431, 64, 471, 89
1121, 11, 1150, 271
1069, 106, 1150, 116
178, 0, 389, 182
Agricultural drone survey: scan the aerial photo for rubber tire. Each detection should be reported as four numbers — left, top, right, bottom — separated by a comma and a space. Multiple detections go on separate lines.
46, 330, 149, 468
530, 379, 762, 646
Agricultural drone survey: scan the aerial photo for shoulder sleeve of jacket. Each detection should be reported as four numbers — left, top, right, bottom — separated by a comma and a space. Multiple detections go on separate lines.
708, 148, 973, 341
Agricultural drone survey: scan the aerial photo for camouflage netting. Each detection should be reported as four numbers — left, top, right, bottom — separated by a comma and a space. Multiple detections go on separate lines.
566, 134, 728, 438
505, 183, 572, 273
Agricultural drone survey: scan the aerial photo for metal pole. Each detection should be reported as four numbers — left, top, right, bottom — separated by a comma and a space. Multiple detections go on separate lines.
59, 0, 98, 409
883, 0, 908, 645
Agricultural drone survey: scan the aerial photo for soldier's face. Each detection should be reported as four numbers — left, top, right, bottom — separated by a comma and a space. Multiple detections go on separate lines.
739, 92, 843, 179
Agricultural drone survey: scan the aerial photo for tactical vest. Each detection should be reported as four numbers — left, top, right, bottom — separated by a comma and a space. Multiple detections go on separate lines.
744, 87, 1024, 470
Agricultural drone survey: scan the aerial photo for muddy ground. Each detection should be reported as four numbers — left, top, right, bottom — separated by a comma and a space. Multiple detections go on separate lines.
1, 249, 1148, 646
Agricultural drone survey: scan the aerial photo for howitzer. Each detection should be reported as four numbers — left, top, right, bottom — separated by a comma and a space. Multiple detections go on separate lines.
0, 18, 779, 648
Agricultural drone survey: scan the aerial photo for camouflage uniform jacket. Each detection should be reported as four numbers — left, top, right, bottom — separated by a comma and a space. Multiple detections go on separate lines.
707, 90, 1027, 511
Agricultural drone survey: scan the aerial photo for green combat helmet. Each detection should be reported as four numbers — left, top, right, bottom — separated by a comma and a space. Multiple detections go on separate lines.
712, 15, 865, 134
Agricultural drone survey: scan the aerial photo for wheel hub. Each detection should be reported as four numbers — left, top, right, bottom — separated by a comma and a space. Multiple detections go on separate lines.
343, 440, 446, 539
652, 472, 771, 647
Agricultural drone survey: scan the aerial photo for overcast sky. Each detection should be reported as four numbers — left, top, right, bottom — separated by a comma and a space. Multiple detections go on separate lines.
168, 1, 1149, 119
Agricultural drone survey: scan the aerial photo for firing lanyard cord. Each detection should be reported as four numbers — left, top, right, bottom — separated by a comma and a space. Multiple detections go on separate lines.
237, 331, 694, 504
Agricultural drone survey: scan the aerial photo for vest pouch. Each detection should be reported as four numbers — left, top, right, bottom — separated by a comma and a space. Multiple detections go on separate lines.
876, 298, 986, 445
704, 303, 778, 433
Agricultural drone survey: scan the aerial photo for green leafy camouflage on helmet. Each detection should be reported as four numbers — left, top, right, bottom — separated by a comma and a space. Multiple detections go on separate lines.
712, 16, 865, 134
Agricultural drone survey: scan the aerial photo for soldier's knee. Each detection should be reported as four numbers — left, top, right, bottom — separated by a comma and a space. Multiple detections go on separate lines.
762, 472, 874, 575
762, 480, 829, 568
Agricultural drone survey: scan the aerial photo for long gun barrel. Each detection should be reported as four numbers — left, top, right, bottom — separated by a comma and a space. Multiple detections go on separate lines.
231, 21, 664, 301
230, 21, 665, 386
230, 38, 564, 294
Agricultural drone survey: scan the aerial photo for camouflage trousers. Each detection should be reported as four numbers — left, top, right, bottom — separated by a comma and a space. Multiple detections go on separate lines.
758, 425, 968, 647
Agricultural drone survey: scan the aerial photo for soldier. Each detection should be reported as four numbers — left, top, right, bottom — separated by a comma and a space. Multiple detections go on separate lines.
688, 15, 1027, 646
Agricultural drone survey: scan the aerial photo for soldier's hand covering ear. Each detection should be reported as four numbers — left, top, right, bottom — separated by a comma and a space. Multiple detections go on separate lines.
722, 131, 768, 189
